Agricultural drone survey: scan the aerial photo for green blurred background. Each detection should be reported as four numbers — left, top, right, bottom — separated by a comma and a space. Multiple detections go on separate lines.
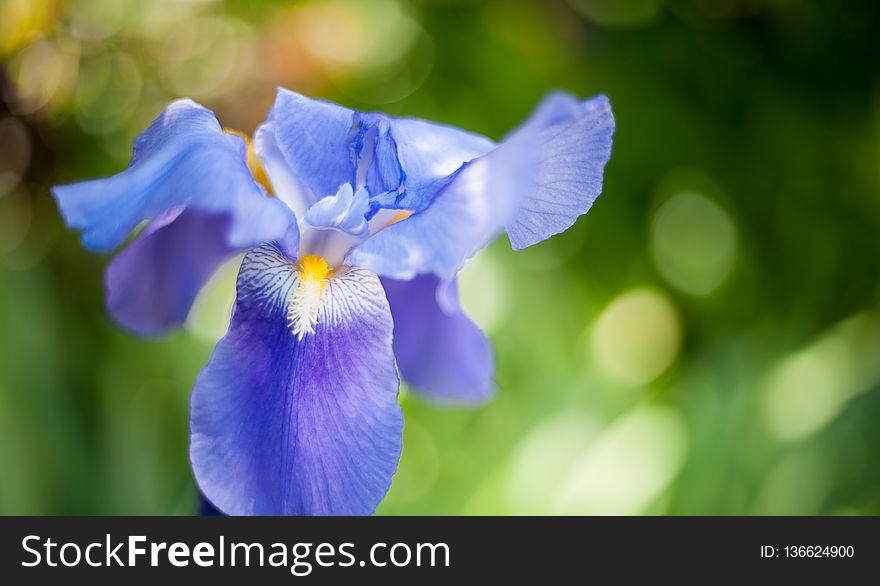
1, 0, 879, 515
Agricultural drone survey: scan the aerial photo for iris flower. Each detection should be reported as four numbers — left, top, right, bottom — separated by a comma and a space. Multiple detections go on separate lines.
52, 89, 614, 515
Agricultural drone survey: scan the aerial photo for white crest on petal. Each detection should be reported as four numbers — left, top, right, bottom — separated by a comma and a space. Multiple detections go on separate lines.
237, 244, 386, 342
287, 276, 326, 340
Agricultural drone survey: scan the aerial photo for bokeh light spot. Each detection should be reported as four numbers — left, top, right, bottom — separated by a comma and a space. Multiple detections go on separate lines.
0, 189, 33, 256
761, 311, 880, 441
0, 0, 62, 57
293, 0, 420, 72
504, 412, 599, 514
7, 40, 65, 113
568, 0, 660, 28
553, 404, 688, 515
458, 249, 510, 336
74, 52, 142, 134
0, 117, 31, 198
752, 451, 832, 515
68, 0, 127, 40
185, 255, 242, 344
158, 16, 252, 100
651, 191, 737, 296
590, 287, 682, 386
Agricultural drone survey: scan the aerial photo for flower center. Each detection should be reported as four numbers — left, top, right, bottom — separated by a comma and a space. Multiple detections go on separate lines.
287, 255, 332, 340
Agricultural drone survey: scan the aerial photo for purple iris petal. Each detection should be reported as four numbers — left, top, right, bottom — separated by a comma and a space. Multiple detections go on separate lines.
105, 211, 233, 337
383, 274, 494, 404
190, 244, 403, 515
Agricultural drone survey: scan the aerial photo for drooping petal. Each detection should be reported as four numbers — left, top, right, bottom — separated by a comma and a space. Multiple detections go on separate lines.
106, 191, 297, 336
504, 93, 615, 250
52, 99, 297, 335
349, 92, 614, 278
105, 210, 233, 337
190, 244, 403, 515
52, 99, 293, 253
383, 274, 494, 404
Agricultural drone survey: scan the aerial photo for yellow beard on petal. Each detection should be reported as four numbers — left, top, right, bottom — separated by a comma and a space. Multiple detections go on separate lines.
287, 255, 332, 340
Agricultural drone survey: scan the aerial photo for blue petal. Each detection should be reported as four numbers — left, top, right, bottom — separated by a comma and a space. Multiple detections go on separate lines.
253, 120, 314, 219
383, 274, 494, 404
514, 91, 583, 129
190, 244, 403, 515
258, 89, 360, 202
385, 117, 495, 212
258, 88, 497, 216
51, 98, 294, 253
504, 93, 615, 250
105, 210, 233, 336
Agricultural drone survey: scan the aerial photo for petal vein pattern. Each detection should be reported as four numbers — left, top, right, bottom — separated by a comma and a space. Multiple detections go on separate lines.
190, 244, 403, 515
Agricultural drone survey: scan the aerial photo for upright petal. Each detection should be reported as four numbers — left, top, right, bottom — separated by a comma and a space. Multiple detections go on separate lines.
190, 244, 403, 515
253, 120, 314, 218
51, 99, 292, 253
383, 274, 494, 404
261, 89, 359, 202
260, 88, 497, 215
